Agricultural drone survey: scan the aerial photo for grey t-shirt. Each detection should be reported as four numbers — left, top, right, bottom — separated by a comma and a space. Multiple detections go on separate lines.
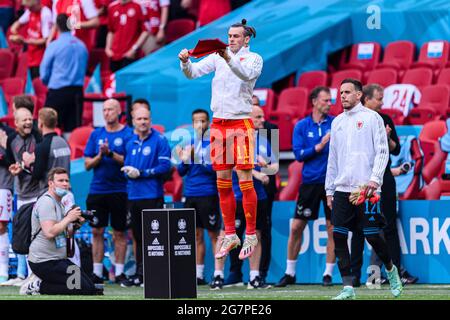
28, 192, 67, 263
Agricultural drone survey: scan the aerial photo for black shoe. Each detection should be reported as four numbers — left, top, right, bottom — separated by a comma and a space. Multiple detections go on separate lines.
352, 277, 361, 288
197, 277, 207, 285
401, 270, 418, 285
120, 274, 143, 288
210, 275, 224, 290
322, 275, 333, 286
115, 273, 128, 286
248, 276, 272, 289
91, 274, 104, 285
274, 274, 296, 288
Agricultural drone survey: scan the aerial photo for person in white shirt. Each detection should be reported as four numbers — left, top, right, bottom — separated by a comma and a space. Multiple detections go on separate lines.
178, 19, 263, 262
325, 78, 403, 300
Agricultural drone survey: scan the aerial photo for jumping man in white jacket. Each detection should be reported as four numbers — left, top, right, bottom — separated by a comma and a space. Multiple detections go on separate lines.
178, 20, 263, 274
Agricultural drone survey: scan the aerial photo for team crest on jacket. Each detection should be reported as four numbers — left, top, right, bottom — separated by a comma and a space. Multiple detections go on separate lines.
114, 137, 123, 146
142, 146, 151, 156
356, 120, 364, 130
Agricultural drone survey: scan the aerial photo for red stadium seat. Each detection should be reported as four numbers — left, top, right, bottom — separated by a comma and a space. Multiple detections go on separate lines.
278, 161, 303, 201
422, 143, 447, 184
422, 179, 442, 200
1, 77, 26, 105
339, 42, 381, 72
32, 77, 48, 113
418, 120, 446, 165
297, 71, 328, 91
0, 49, 15, 82
366, 68, 398, 87
253, 88, 278, 115
268, 88, 308, 150
164, 168, 183, 202
165, 19, 196, 44
14, 52, 29, 81
400, 138, 424, 200
82, 93, 103, 126
376, 40, 415, 72
152, 124, 165, 133
401, 68, 433, 90
68, 126, 94, 159
407, 85, 450, 125
379, 109, 405, 125
436, 68, 450, 86
411, 40, 449, 71
330, 69, 363, 88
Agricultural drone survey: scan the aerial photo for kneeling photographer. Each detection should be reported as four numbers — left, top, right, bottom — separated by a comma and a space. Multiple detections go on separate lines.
23, 167, 99, 295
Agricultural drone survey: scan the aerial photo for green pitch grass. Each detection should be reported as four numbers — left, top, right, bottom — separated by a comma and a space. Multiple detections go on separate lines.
0, 283, 449, 300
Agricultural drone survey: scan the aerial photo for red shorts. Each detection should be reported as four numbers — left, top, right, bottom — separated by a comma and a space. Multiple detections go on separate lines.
210, 118, 255, 171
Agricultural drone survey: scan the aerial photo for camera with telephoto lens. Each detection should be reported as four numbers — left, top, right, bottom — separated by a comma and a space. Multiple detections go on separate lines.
70, 205, 98, 225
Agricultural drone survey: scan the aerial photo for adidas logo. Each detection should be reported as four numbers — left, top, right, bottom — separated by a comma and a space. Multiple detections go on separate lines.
152, 238, 160, 245
179, 237, 186, 244
369, 217, 375, 221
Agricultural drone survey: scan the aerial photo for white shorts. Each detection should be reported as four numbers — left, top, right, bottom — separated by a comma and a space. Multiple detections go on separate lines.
0, 189, 13, 222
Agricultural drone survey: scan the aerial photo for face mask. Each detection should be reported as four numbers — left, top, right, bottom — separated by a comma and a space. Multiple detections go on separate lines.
55, 187, 68, 197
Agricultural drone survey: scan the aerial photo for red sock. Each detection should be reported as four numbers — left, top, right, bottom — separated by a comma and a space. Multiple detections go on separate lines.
217, 178, 236, 235
239, 180, 257, 235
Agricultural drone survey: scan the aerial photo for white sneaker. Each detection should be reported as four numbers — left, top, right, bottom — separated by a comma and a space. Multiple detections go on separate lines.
0, 276, 26, 287
238, 234, 258, 260
19, 274, 41, 295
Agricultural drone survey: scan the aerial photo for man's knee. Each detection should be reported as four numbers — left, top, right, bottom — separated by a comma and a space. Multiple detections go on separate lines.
112, 230, 126, 242
290, 219, 306, 236
196, 229, 205, 245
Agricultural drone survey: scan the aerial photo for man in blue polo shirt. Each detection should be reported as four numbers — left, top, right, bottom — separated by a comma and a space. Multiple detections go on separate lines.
40, 13, 88, 139
84, 99, 133, 287
275, 86, 336, 288
121, 106, 171, 287
177, 109, 220, 286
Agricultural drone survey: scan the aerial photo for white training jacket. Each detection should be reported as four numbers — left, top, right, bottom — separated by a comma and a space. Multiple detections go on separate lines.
181, 46, 263, 120
325, 103, 389, 196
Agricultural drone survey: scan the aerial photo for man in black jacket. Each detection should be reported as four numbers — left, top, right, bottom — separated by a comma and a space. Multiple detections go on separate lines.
252, 95, 279, 283
350, 84, 418, 287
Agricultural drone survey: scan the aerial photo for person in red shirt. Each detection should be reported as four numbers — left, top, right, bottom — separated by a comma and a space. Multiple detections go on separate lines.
47, 0, 99, 52
9, 0, 53, 79
137, 0, 170, 55
106, 0, 149, 72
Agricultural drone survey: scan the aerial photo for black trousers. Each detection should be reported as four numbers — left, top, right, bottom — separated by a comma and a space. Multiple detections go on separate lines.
110, 58, 136, 73
259, 193, 275, 279
45, 86, 83, 132
29, 259, 96, 295
129, 198, 164, 277
350, 174, 401, 280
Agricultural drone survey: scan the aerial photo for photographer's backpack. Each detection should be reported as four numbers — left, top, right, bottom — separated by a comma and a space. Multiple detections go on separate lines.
11, 201, 38, 255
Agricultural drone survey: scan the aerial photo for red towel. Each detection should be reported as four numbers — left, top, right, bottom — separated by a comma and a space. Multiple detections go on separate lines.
188, 39, 228, 58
